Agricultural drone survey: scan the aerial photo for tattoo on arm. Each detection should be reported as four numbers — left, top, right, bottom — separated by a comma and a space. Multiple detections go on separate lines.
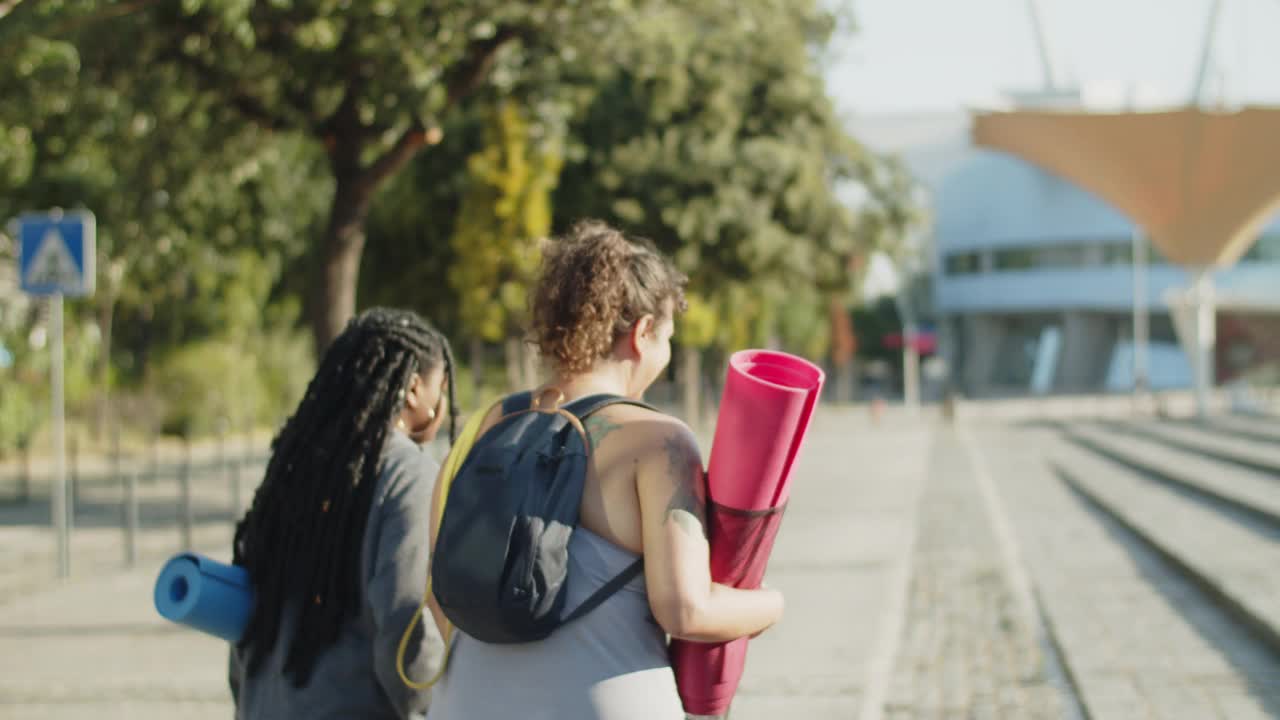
663, 433, 707, 538
584, 414, 623, 449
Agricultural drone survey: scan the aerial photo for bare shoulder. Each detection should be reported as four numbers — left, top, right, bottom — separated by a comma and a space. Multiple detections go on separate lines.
584, 403, 699, 456
625, 410, 707, 538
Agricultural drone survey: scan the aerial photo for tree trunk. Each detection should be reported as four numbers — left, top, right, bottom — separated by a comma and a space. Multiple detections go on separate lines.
829, 295, 856, 403
469, 337, 485, 402
520, 341, 540, 389
95, 287, 117, 441
312, 175, 373, 356
504, 338, 523, 392
680, 346, 702, 429
832, 360, 852, 404
300, 29, 524, 356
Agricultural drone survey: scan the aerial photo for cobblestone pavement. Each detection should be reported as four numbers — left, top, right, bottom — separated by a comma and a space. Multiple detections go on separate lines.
884, 428, 1069, 720
976, 424, 1280, 720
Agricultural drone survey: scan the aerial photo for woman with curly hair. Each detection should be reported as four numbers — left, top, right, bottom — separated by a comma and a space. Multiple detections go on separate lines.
229, 307, 457, 719
424, 221, 784, 719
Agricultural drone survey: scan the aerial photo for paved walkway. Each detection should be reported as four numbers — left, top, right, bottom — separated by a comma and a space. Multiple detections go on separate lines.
11, 410, 1279, 720
0, 408, 934, 720
0, 564, 234, 720
732, 409, 931, 719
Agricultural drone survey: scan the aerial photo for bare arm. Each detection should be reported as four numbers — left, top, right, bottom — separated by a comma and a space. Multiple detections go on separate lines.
637, 423, 783, 642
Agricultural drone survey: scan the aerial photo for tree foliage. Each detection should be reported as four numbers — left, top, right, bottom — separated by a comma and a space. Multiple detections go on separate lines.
34, 0, 647, 352
0, 0, 918, 447
554, 0, 912, 359
449, 101, 562, 343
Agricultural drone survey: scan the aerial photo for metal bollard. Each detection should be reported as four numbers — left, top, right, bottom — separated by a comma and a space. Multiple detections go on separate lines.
217, 420, 235, 521
179, 438, 193, 551
111, 425, 121, 483
148, 433, 160, 485
112, 426, 131, 566
123, 466, 139, 568
20, 441, 31, 504
230, 431, 244, 521
68, 433, 79, 530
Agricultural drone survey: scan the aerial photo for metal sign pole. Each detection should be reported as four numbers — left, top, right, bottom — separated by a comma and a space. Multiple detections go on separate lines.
1132, 229, 1149, 395
51, 293, 69, 578
15, 209, 95, 580
1192, 268, 1216, 418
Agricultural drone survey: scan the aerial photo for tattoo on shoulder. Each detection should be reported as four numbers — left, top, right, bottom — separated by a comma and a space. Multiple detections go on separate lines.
584, 413, 623, 448
662, 433, 706, 538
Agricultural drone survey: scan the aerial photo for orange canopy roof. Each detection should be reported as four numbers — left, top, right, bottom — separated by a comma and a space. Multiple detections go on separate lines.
972, 107, 1280, 267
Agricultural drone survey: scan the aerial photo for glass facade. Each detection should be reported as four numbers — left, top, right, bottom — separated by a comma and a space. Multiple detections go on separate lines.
942, 237, 1185, 276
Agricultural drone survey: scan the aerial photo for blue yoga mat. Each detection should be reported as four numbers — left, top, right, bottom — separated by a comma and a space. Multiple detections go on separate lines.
154, 552, 254, 643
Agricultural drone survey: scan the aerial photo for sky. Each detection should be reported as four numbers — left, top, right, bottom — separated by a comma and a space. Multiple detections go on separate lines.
826, 0, 1280, 116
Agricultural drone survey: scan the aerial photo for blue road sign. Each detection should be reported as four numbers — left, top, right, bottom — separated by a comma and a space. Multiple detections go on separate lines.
17, 211, 96, 297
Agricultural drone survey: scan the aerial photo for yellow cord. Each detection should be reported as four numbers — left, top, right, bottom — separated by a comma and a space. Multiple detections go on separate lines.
395, 399, 501, 690
395, 577, 453, 690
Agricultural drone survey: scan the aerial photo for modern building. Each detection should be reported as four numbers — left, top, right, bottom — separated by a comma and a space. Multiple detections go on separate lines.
852, 112, 1280, 398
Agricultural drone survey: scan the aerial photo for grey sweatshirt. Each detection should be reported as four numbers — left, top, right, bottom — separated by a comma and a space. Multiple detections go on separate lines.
229, 432, 445, 719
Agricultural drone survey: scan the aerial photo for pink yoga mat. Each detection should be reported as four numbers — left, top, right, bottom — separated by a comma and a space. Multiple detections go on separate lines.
707, 350, 823, 509
671, 350, 824, 717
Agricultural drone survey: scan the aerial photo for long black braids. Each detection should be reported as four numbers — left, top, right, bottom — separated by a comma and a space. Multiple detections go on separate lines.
232, 307, 458, 687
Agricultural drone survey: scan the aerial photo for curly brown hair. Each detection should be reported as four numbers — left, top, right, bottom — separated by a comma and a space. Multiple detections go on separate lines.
530, 220, 687, 375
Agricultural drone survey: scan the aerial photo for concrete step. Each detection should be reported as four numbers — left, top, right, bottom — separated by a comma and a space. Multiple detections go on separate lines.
1064, 423, 1280, 527
1107, 419, 1280, 476
1191, 415, 1280, 446
974, 426, 1280, 719
1048, 441, 1280, 658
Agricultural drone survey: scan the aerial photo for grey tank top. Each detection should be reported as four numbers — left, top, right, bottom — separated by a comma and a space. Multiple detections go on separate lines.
426, 528, 684, 720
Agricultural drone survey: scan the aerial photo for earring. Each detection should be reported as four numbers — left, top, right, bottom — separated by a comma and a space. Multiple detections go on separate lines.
427, 408, 437, 421
396, 417, 407, 430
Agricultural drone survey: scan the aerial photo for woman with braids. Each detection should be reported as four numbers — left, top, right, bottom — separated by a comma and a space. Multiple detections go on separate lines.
424, 221, 784, 720
229, 307, 459, 720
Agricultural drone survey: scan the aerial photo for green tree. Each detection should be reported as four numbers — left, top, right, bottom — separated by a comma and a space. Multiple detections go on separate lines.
1, 3, 326, 436
547, 0, 913, 419
554, 0, 910, 361
449, 101, 562, 386
28, 0, 645, 354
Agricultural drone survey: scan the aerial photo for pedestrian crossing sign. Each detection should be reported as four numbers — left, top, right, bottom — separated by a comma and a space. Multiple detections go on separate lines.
16, 210, 95, 297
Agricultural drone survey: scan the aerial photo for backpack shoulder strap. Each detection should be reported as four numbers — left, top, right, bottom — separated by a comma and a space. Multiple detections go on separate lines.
502, 391, 534, 416
562, 395, 661, 455
556, 393, 654, 623
398, 394, 508, 691
563, 394, 658, 421
560, 557, 645, 625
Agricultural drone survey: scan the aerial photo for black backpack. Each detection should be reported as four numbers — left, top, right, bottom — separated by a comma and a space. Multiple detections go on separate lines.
431, 390, 653, 644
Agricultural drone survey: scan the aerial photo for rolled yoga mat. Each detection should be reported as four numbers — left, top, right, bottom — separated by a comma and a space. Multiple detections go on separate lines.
670, 349, 825, 717
154, 552, 254, 643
